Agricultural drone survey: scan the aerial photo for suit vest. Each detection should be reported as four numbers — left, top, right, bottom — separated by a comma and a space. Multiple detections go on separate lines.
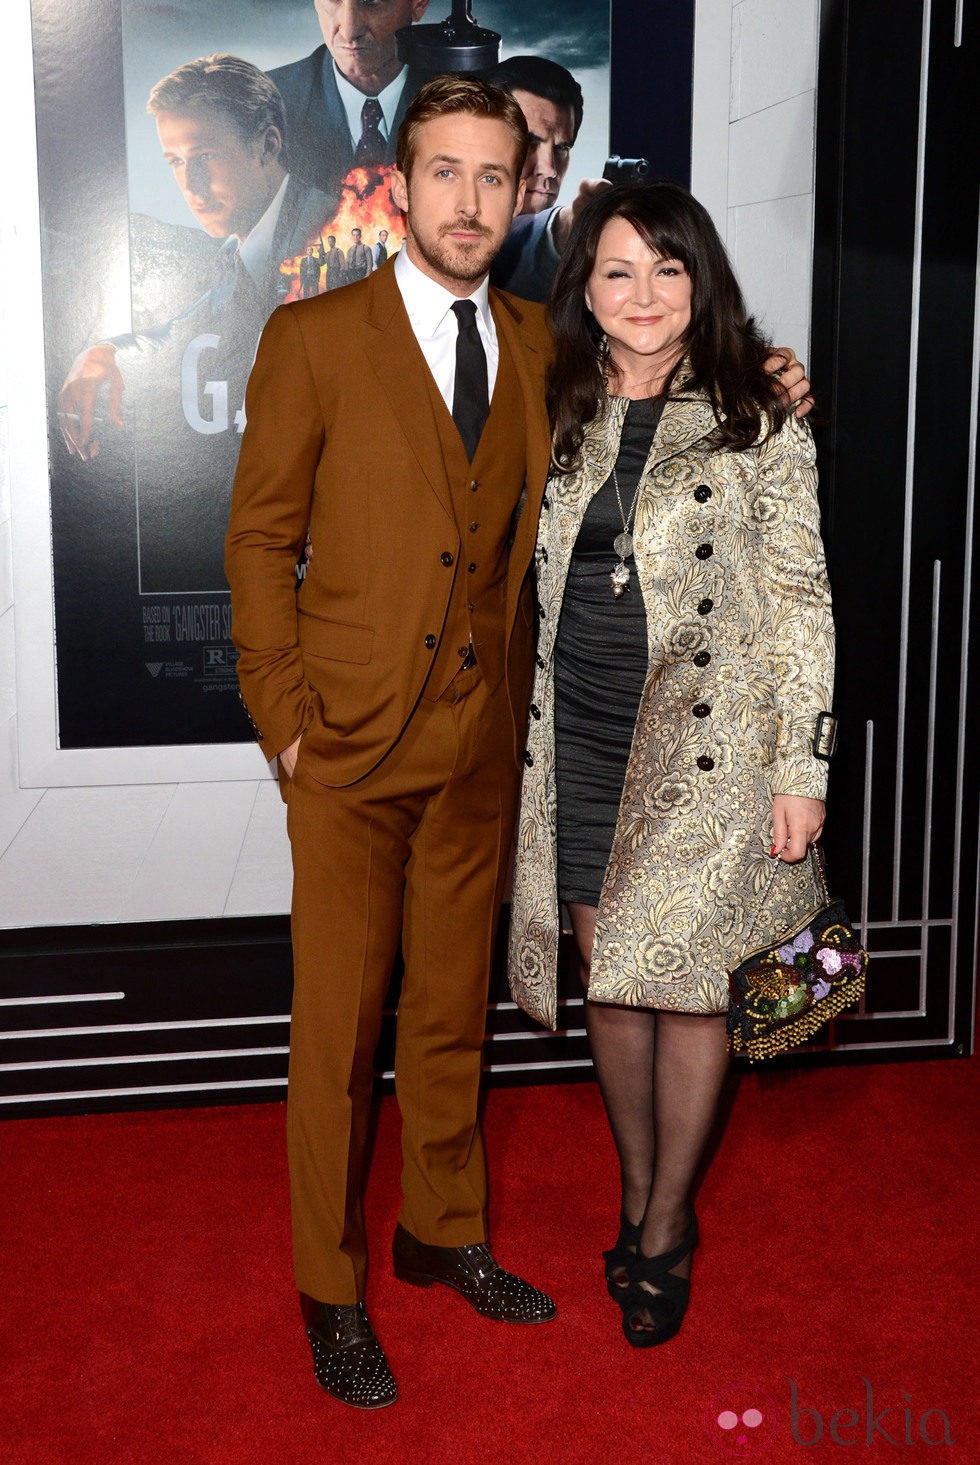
425, 329, 528, 698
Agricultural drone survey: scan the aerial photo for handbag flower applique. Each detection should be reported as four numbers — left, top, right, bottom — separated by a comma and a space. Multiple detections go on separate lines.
727, 849, 868, 1061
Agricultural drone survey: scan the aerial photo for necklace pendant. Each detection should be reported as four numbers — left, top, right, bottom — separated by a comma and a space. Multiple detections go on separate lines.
613, 531, 634, 560
611, 561, 630, 597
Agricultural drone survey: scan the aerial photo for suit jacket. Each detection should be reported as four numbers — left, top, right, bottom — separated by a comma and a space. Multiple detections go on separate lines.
268, 47, 429, 199
225, 260, 553, 785
490, 208, 560, 304
508, 384, 834, 1028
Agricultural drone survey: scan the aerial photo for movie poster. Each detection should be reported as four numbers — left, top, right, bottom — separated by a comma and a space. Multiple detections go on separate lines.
31, 0, 613, 748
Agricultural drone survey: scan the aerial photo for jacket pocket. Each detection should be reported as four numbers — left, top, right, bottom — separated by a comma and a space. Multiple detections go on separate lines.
298, 610, 374, 664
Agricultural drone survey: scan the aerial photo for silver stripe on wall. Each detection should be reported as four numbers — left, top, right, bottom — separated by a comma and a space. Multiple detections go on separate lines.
892, 0, 933, 921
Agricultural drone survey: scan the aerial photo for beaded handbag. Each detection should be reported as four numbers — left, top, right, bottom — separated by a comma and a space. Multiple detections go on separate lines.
727, 846, 868, 1061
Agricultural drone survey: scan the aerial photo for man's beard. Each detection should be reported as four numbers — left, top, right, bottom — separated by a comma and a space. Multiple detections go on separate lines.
412, 219, 501, 284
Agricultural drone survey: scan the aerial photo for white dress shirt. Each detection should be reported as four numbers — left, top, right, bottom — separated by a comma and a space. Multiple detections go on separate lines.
334, 63, 407, 148
393, 247, 498, 413
237, 175, 290, 284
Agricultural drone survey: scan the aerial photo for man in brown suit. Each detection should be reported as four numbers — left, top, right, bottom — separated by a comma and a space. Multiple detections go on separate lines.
225, 76, 555, 1410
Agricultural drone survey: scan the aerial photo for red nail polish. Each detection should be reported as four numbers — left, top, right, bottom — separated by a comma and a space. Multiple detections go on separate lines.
770, 843, 779, 857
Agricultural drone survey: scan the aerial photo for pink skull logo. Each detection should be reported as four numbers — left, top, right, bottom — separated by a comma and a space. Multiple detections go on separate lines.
705, 1386, 778, 1455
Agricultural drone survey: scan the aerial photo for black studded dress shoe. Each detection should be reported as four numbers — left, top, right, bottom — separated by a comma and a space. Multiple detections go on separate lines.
300, 1294, 397, 1409
391, 1223, 556, 1323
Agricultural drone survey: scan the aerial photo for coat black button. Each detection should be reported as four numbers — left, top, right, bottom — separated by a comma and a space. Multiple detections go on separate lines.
695, 543, 714, 559
424, 634, 436, 649
523, 750, 534, 767
694, 485, 712, 502
692, 702, 711, 718
697, 597, 714, 615
530, 703, 541, 719
693, 651, 711, 667
697, 755, 715, 771
440, 551, 454, 566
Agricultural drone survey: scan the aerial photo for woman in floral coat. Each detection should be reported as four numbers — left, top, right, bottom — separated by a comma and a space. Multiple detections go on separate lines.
507, 183, 834, 1347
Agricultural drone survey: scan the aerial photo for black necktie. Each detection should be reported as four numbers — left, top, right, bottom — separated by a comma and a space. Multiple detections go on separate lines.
354, 98, 385, 166
451, 300, 489, 461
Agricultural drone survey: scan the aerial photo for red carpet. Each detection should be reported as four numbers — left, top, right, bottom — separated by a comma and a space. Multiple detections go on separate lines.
2, 1063, 977, 1463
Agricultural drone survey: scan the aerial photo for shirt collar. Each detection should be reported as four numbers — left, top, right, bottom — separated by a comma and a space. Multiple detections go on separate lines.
237, 174, 290, 282
394, 246, 493, 340
332, 59, 407, 146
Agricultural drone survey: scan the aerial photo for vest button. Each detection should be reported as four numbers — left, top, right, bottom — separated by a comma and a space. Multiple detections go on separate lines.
695, 543, 714, 559
697, 597, 714, 615
530, 703, 541, 719
424, 634, 436, 649
697, 755, 715, 771
440, 551, 454, 566
692, 702, 711, 718
523, 750, 534, 767
693, 651, 711, 667
694, 485, 712, 502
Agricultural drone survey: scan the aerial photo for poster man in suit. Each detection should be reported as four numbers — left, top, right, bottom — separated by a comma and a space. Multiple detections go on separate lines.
268, 0, 431, 199
225, 74, 557, 1411
56, 55, 333, 590
58, 54, 331, 463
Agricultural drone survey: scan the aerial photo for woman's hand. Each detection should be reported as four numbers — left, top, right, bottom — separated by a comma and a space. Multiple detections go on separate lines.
771, 794, 825, 862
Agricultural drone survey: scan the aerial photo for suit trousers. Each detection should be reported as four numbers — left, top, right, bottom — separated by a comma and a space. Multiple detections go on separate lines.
284, 665, 520, 1304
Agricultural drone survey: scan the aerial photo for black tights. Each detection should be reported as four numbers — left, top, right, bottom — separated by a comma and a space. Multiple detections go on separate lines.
569, 903, 729, 1308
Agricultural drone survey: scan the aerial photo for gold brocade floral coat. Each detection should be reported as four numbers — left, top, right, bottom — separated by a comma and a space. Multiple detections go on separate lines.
507, 387, 835, 1028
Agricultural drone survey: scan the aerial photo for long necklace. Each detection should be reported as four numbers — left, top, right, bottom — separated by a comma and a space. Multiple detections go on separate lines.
610, 465, 642, 598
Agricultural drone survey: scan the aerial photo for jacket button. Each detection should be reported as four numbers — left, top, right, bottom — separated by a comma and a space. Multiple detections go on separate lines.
694, 485, 712, 502
469, 480, 479, 492
440, 551, 454, 566
693, 650, 711, 667
695, 543, 713, 559
692, 702, 711, 718
424, 634, 436, 649
697, 755, 715, 771
468, 562, 477, 573
697, 597, 714, 615
466, 600, 475, 612
469, 521, 479, 532
523, 750, 534, 767
530, 703, 541, 719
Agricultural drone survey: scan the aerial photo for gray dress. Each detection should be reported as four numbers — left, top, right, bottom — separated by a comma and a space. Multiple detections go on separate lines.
554, 396, 664, 904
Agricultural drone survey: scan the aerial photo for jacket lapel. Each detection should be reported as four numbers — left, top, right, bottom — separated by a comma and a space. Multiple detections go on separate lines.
359, 264, 455, 517
490, 290, 551, 608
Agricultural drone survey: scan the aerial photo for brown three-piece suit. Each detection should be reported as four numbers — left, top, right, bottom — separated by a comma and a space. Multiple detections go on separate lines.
225, 260, 551, 1303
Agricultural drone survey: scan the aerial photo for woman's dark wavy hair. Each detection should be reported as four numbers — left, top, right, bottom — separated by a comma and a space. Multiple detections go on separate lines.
547, 180, 789, 469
